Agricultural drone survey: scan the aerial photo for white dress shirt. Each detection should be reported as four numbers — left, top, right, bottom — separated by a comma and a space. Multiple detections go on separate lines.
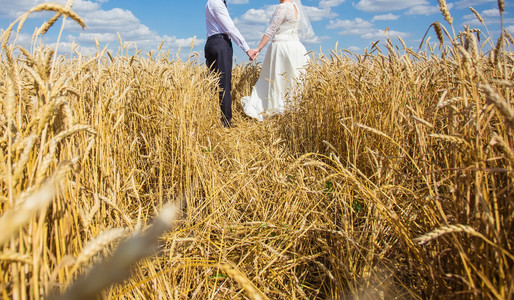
206, 0, 250, 53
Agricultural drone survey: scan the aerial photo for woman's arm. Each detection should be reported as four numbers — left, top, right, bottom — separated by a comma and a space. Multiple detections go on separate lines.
256, 35, 271, 53
256, 4, 286, 54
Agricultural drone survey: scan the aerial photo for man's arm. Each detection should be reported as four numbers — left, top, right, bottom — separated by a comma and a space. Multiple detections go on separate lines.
210, 0, 250, 54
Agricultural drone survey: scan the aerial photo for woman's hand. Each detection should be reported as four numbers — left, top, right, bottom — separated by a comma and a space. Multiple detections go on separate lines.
247, 49, 258, 61
247, 49, 259, 61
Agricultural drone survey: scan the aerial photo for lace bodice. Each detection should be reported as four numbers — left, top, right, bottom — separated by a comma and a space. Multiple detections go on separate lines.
264, 2, 299, 38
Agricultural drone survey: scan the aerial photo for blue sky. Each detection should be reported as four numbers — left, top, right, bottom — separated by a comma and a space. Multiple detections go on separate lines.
0, 0, 512, 61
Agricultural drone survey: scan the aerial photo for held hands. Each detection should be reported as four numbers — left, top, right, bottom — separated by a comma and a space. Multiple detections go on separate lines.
247, 49, 259, 61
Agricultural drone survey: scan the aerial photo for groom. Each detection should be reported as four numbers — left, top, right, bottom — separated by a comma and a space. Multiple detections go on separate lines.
205, 0, 257, 127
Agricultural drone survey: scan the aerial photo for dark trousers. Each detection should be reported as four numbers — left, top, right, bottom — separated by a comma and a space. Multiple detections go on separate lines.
205, 34, 233, 127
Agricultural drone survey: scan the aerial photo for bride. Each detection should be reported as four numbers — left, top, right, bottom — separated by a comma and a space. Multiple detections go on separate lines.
241, 0, 314, 121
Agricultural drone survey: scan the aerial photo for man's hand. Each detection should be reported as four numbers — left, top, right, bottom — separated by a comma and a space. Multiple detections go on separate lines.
247, 49, 258, 61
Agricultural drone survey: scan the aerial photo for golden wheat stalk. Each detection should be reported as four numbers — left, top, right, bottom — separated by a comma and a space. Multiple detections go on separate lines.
490, 135, 514, 166
498, 0, 505, 14
504, 29, 514, 45
216, 263, 267, 300
0, 252, 32, 264
493, 35, 504, 66
429, 133, 471, 148
469, 7, 484, 24
438, 0, 453, 25
5, 71, 16, 123
480, 84, 514, 130
396, 36, 406, 51
37, 13, 62, 36
53, 204, 177, 300
492, 80, 514, 88
28, 3, 85, 29
18, 47, 35, 66
356, 123, 390, 139
433, 22, 444, 45
415, 225, 514, 260
457, 45, 474, 76
12, 135, 38, 184
464, 30, 479, 59
36, 125, 94, 185
71, 228, 128, 274
411, 115, 434, 128
2, 2, 85, 51
414, 224, 476, 244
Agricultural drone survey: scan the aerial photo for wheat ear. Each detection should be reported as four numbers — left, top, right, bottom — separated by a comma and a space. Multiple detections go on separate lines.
414, 224, 477, 244
52, 204, 177, 300
498, 0, 505, 13
356, 123, 390, 139
0, 252, 32, 264
12, 135, 38, 184
217, 263, 267, 300
28, 3, 85, 29
37, 13, 62, 36
493, 35, 504, 67
71, 228, 128, 274
429, 134, 472, 148
414, 224, 514, 260
438, 0, 453, 25
0, 183, 55, 246
490, 135, 514, 166
469, 7, 484, 24
433, 22, 444, 46
480, 84, 514, 130
504, 29, 514, 45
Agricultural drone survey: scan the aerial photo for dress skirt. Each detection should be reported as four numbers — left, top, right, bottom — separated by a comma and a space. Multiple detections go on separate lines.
241, 37, 309, 121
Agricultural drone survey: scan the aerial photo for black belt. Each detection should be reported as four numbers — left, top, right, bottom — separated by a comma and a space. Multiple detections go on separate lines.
208, 33, 230, 41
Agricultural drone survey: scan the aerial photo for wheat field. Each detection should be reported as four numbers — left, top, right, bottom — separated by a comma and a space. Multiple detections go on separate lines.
1, 2, 513, 299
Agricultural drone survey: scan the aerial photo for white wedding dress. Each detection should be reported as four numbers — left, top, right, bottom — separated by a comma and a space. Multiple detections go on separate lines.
241, 2, 309, 121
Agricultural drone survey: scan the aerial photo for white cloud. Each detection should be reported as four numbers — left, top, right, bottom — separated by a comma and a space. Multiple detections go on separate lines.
455, 0, 495, 9
0, 0, 203, 55
5, 32, 33, 49
361, 29, 409, 39
0, 0, 43, 18
302, 35, 324, 44
462, 8, 511, 26
50, 41, 97, 56
320, 0, 345, 9
481, 8, 500, 17
328, 18, 377, 36
304, 6, 338, 21
327, 15, 408, 42
347, 45, 361, 51
328, 18, 373, 30
239, 6, 276, 24
406, 4, 451, 16
0, 0, 105, 18
71, 0, 102, 12
372, 13, 399, 21
234, 5, 276, 45
353, 0, 427, 12
67, 7, 141, 32
228, 0, 249, 4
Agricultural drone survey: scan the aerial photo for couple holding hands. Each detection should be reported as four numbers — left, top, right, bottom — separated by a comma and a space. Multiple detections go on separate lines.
205, 0, 314, 127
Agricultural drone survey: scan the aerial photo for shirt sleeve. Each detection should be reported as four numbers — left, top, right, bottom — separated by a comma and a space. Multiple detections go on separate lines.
264, 4, 286, 38
210, 0, 250, 53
